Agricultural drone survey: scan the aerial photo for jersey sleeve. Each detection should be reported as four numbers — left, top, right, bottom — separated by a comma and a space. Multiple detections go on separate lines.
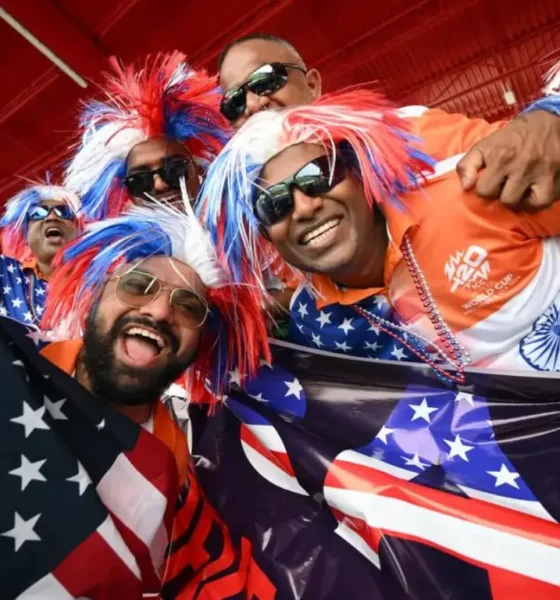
399, 106, 507, 161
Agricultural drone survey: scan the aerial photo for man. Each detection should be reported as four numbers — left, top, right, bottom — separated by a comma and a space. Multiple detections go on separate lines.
218, 33, 560, 210
0, 183, 79, 327
40, 204, 269, 480
199, 88, 560, 378
64, 51, 229, 221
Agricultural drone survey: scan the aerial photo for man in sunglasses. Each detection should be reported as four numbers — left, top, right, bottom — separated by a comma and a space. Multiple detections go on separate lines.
40, 204, 268, 484
0, 183, 80, 327
200, 86, 560, 376
218, 33, 560, 211
64, 51, 228, 222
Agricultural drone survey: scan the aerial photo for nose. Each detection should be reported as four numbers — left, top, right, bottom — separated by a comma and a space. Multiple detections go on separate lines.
138, 289, 174, 322
291, 187, 324, 222
244, 91, 270, 118
152, 173, 170, 194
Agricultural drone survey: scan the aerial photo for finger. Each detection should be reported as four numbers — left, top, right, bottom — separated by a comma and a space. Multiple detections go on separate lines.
456, 148, 485, 190
499, 173, 532, 208
523, 178, 555, 211
476, 167, 506, 199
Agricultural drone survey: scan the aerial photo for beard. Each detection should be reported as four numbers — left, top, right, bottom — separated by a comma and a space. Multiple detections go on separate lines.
81, 307, 198, 407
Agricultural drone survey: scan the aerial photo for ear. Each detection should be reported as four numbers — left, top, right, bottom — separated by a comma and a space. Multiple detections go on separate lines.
306, 68, 322, 101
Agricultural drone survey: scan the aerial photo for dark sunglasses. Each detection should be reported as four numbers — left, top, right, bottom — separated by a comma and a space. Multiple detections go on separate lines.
123, 156, 191, 199
254, 155, 346, 226
113, 270, 209, 328
28, 205, 76, 221
220, 62, 307, 123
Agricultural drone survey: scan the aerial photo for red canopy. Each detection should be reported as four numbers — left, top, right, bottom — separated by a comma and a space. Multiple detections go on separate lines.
0, 0, 558, 203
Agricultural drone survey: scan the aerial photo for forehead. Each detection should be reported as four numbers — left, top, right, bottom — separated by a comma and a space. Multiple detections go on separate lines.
38, 198, 66, 207
126, 138, 190, 171
220, 40, 298, 91
260, 143, 327, 184
122, 256, 206, 294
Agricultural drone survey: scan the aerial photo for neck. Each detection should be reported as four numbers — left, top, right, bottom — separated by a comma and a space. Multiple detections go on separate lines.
36, 259, 52, 279
331, 211, 389, 289
75, 353, 152, 425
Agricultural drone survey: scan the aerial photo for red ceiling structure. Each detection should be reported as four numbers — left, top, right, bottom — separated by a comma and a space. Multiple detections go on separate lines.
0, 0, 559, 204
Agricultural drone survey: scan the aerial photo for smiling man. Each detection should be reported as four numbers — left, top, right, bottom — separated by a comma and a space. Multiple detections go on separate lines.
40, 204, 268, 481
200, 88, 560, 378
64, 51, 229, 222
0, 183, 80, 327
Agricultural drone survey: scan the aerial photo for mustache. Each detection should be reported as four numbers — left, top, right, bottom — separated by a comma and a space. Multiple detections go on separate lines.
113, 315, 180, 353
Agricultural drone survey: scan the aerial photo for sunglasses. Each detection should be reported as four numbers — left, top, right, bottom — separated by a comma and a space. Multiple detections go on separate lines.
123, 156, 191, 199
254, 155, 346, 226
113, 270, 209, 328
220, 62, 307, 123
28, 205, 76, 221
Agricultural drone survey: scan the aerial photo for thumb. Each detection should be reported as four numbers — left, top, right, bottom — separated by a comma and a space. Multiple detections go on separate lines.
456, 148, 485, 190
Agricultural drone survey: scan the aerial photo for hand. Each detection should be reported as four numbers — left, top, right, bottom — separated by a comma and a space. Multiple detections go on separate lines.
457, 110, 560, 210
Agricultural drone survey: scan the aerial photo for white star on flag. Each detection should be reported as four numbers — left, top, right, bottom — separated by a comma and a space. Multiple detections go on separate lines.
338, 318, 355, 335
259, 359, 273, 369
23, 312, 33, 322
364, 341, 380, 352
11, 297, 23, 309
9, 455, 47, 491
455, 392, 475, 406
250, 393, 269, 403
16, 277, 22, 285
36, 288, 46, 296
375, 296, 388, 309
96, 419, 105, 431
285, 378, 304, 400
297, 302, 309, 319
390, 345, 407, 361
36, 305, 44, 315
368, 324, 381, 336
311, 333, 324, 348
316, 311, 332, 329
335, 341, 351, 353
6, 264, 16, 274
0, 306, 7, 317
409, 398, 438, 423
487, 463, 521, 488
403, 453, 429, 470
376, 425, 396, 444
44, 397, 68, 421
1, 512, 41, 551
26, 329, 48, 347
444, 434, 474, 462
10, 402, 50, 437
228, 367, 242, 386
3, 286, 11, 294
297, 323, 305, 333
66, 462, 91, 496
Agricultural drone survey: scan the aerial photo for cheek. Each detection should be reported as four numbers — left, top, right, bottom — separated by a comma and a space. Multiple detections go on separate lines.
266, 221, 293, 251
178, 327, 202, 356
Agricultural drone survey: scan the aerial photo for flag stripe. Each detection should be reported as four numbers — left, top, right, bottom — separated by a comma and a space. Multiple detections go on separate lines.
17, 573, 74, 600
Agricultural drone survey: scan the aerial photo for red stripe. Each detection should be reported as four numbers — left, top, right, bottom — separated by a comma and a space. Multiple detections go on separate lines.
241, 424, 296, 477
52, 530, 144, 599
326, 456, 560, 547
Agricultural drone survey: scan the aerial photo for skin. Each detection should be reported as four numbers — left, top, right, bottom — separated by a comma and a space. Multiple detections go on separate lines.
220, 39, 321, 129
126, 137, 200, 205
76, 256, 206, 424
26, 199, 78, 277
260, 143, 388, 289
221, 41, 560, 207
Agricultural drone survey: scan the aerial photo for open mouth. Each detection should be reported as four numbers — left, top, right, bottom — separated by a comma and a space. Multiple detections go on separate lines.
119, 325, 169, 368
44, 226, 64, 243
300, 217, 342, 247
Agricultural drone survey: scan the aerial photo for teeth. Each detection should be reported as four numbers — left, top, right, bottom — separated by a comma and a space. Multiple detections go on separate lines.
126, 327, 165, 350
302, 219, 341, 245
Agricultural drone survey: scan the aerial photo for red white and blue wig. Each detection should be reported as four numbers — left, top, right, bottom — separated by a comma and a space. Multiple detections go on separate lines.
198, 89, 436, 291
64, 51, 230, 222
0, 182, 81, 261
42, 200, 269, 403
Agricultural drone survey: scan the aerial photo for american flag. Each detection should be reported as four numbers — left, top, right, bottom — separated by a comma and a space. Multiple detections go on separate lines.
0, 317, 180, 599
189, 343, 560, 599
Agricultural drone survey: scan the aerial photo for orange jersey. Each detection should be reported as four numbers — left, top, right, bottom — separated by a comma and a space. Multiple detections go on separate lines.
300, 108, 560, 371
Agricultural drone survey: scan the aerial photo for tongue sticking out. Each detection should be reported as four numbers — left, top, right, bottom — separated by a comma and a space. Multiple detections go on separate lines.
123, 336, 159, 366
